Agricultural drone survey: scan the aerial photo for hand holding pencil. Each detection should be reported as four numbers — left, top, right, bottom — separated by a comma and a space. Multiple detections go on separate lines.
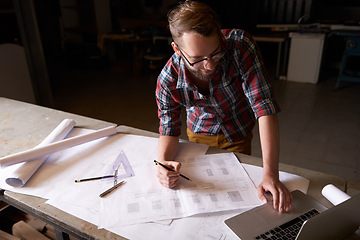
154, 160, 191, 189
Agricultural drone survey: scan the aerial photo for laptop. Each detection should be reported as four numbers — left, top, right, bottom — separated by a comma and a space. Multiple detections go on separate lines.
224, 190, 360, 240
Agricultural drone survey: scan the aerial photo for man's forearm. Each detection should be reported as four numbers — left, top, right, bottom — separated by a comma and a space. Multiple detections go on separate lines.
257, 114, 293, 212
258, 114, 280, 178
158, 135, 180, 162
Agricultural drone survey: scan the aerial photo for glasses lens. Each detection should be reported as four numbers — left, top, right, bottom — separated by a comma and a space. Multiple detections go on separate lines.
192, 51, 224, 68
192, 60, 206, 68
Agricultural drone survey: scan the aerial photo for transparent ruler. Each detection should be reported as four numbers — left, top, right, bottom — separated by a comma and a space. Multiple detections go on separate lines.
108, 150, 135, 184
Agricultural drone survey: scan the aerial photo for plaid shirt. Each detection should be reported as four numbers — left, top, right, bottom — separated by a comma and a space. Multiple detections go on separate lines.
156, 29, 280, 143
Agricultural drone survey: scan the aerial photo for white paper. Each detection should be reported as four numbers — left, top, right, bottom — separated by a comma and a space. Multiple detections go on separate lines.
321, 184, 350, 206
176, 140, 209, 158
103, 165, 310, 240
0, 129, 120, 199
98, 153, 262, 228
242, 164, 310, 194
0, 125, 117, 167
107, 210, 245, 240
4, 119, 75, 187
44, 147, 309, 240
45, 133, 210, 228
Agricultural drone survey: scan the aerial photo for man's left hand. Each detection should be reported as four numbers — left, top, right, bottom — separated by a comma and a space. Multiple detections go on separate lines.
257, 176, 293, 213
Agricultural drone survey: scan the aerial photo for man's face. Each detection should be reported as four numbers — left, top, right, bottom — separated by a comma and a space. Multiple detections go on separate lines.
174, 32, 222, 81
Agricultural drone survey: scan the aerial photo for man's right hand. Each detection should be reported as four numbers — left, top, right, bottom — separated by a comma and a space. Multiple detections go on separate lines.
155, 161, 181, 188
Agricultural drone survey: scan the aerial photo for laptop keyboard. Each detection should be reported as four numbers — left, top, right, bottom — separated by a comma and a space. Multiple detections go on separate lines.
255, 209, 320, 240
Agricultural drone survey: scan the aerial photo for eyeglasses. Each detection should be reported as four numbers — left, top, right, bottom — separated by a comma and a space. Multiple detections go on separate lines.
176, 44, 225, 68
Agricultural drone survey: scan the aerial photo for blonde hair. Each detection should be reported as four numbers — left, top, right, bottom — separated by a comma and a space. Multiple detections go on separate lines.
168, 1, 221, 45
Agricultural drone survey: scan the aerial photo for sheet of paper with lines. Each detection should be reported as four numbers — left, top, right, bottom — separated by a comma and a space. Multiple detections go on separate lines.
99, 152, 262, 227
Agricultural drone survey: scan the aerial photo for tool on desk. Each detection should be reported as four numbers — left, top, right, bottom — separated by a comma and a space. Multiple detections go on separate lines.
154, 160, 191, 181
99, 180, 125, 198
75, 152, 125, 183
111, 151, 135, 184
75, 175, 114, 183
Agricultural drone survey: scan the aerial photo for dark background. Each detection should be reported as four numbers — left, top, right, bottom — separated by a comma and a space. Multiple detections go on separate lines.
0, 0, 359, 99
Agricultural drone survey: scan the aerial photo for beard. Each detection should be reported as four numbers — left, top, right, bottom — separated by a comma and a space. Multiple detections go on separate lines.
185, 63, 219, 81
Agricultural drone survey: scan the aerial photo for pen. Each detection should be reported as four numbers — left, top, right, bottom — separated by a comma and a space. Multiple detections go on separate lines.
154, 160, 191, 181
75, 175, 114, 183
99, 180, 125, 198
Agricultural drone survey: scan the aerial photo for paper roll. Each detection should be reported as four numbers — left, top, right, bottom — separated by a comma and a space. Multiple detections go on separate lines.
321, 184, 351, 206
5, 119, 76, 187
0, 125, 117, 168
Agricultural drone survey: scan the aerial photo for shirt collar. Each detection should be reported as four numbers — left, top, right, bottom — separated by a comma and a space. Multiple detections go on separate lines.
175, 55, 196, 90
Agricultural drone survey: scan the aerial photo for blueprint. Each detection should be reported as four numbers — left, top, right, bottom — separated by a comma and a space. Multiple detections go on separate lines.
99, 152, 262, 227
104, 163, 310, 240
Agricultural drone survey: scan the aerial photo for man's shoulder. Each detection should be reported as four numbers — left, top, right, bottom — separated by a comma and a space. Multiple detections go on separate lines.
158, 54, 181, 84
221, 29, 257, 54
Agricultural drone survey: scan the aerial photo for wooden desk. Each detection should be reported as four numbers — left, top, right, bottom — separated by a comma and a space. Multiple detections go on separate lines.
0, 97, 357, 239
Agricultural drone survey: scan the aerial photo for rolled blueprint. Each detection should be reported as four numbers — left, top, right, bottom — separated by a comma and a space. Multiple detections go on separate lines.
0, 125, 117, 167
5, 119, 76, 187
321, 184, 351, 206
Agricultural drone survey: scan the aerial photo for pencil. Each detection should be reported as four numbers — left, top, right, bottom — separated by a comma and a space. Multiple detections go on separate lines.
154, 160, 191, 181
99, 180, 125, 198
75, 175, 114, 183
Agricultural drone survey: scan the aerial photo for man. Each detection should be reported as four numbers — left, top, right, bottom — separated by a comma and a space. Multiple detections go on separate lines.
155, 0, 292, 212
